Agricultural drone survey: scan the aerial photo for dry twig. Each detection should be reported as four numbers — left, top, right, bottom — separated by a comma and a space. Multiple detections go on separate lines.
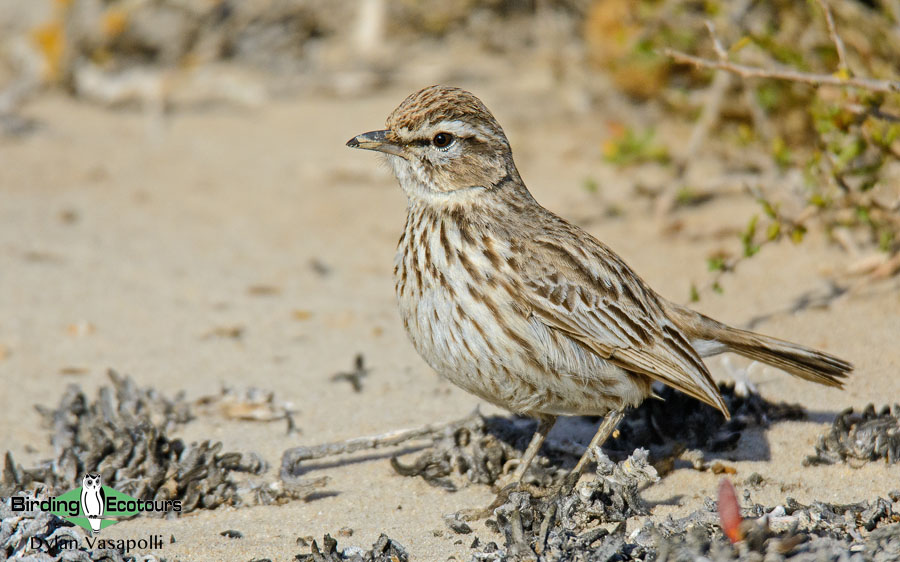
815, 0, 849, 75
281, 411, 483, 472
664, 49, 900, 94
664, 3, 898, 93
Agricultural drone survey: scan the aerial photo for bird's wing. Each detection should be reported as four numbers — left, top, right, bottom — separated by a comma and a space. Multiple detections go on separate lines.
518, 235, 728, 417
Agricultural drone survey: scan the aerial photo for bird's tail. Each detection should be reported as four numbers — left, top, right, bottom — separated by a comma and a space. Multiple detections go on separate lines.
665, 303, 852, 387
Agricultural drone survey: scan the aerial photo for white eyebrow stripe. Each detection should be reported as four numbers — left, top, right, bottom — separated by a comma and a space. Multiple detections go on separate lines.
394, 118, 502, 147
422, 120, 484, 140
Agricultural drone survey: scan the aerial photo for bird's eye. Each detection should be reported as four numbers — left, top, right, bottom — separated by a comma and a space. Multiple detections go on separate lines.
432, 132, 453, 149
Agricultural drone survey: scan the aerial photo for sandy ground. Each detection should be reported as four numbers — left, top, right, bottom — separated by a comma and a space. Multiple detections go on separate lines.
1, 79, 899, 561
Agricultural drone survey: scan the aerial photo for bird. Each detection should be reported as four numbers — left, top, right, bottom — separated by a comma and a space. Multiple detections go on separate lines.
80, 472, 105, 534
346, 84, 851, 492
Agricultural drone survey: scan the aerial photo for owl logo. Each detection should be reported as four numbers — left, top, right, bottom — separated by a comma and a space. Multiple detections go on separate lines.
80, 473, 105, 534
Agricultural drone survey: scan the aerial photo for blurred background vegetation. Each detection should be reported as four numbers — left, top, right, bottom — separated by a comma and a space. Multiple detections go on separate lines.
1, 0, 898, 292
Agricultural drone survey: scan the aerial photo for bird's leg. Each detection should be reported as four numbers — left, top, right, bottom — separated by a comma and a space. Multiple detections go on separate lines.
565, 409, 625, 490
508, 415, 557, 483
460, 415, 556, 520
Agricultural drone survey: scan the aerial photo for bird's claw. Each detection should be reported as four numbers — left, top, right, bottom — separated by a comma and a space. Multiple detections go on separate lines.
458, 482, 520, 521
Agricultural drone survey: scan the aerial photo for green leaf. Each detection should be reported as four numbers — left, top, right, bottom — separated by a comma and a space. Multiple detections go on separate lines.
741, 215, 759, 256
885, 124, 900, 145
878, 230, 894, 252
835, 137, 866, 170
772, 136, 793, 168
602, 127, 670, 167
759, 199, 778, 219
809, 193, 828, 208
707, 256, 727, 272
729, 36, 752, 54
755, 83, 781, 111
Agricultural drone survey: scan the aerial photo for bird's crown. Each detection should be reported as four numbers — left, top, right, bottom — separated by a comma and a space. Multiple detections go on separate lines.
386, 85, 505, 141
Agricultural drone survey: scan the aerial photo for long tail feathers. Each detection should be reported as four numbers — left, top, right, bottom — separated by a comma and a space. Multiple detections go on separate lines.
667, 303, 852, 387
722, 329, 851, 387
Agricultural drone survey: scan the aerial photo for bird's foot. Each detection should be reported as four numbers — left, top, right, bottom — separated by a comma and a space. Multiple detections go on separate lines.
458, 480, 553, 521
458, 482, 517, 521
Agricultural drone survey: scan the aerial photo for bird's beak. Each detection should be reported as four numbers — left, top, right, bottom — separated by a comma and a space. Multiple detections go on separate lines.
346, 129, 405, 157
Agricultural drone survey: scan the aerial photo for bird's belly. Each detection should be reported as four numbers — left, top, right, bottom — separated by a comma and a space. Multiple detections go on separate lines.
394, 266, 651, 417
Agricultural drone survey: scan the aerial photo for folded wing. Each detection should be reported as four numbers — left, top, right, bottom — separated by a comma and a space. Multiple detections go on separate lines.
518, 236, 730, 418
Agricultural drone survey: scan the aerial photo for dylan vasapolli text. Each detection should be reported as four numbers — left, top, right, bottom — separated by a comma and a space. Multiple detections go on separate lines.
29, 534, 165, 552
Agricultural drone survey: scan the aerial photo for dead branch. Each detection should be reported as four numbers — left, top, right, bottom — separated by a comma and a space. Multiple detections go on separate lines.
664, 50, 900, 94
705, 21, 728, 61
815, 0, 849, 75
280, 410, 591, 480
281, 411, 484, 477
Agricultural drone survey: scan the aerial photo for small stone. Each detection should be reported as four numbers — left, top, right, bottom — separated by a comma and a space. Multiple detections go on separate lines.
745, 472, 764, 486
443, 513, 473, 534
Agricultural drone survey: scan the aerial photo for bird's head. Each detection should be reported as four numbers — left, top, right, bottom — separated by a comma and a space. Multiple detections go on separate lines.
347, 85, 519, 203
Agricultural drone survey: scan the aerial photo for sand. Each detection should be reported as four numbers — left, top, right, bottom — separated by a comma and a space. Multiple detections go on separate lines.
1, 81, 898, 561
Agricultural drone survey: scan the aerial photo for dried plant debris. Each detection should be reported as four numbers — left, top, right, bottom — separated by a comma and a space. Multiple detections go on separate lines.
469, 449, 656, 561
0, 369, 292, 513
330, 354, 370, 394
247, 471, 329, 507
194, 385, 296, 430
474, 488, 900, 561
485, 449, 658, 560
295, 533, 408, 562
392, 384, 803, 490
1, 490, 167, 561
559, 449, 659, 527
805, 404, 900, 467
390, 414, 568, 491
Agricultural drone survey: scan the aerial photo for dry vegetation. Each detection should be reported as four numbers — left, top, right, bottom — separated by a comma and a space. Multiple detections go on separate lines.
588, 0, 900, 295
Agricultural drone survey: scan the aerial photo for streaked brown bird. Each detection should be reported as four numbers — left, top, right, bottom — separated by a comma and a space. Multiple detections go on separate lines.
346, 85, 851, 491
